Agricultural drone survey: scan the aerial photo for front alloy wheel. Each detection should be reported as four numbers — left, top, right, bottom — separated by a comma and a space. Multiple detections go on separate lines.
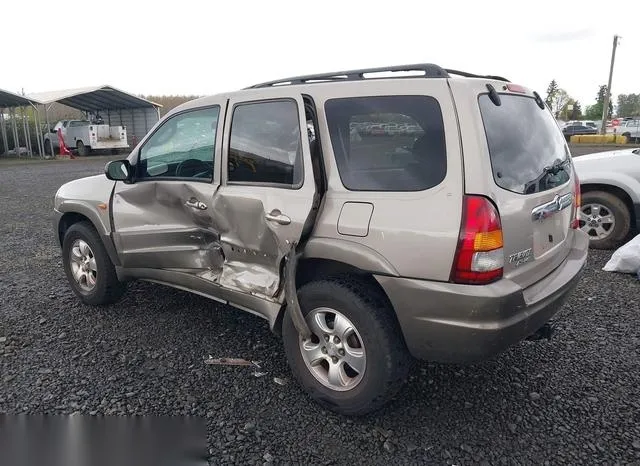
62, 221, 126, 305
578, 191, 631, 250
69, 239, 98, 292
579, 203, 615, 241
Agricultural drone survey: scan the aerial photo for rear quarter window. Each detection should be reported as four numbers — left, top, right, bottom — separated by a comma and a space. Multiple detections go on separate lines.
324, 95, 446, 192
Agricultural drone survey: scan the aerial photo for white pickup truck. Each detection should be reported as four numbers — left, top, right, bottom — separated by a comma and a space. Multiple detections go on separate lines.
612, 119, 640, 142
43, 119, 129, 156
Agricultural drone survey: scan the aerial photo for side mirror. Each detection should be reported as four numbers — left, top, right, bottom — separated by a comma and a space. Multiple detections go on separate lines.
105, 160, 132, 181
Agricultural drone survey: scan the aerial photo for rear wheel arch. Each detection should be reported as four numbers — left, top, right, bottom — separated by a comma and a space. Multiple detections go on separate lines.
272, 256, 401, 337
579, 186, 634, 248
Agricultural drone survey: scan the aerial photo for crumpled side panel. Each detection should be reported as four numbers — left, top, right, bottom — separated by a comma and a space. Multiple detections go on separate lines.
215, 261, 279, 297
113, 181, 224, 271
209, 193, 285, 298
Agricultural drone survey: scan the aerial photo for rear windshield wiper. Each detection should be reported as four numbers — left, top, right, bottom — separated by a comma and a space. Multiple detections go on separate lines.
523, 157, 570, 194
543, 157, 570, 176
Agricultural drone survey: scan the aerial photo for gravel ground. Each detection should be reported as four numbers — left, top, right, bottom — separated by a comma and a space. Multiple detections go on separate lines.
1, 157, 640, 465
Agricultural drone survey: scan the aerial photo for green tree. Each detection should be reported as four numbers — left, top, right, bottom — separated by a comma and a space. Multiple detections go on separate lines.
545, 79, 559, 108
585, 103, 603, 120
563, 99, 582, 120
597, 85, 613, 119
585, 85, 614, 120
616, 93, 640, 117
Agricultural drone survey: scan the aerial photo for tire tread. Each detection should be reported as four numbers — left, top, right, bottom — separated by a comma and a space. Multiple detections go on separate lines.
62, 221, 125, 305
284, 274, 411, 416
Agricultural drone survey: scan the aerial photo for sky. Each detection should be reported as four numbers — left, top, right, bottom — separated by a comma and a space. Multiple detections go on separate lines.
2, 0, 639, 109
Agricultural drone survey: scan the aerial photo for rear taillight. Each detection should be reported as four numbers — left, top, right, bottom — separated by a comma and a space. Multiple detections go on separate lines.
451, 195, 504, 285
571, 172, 581, 229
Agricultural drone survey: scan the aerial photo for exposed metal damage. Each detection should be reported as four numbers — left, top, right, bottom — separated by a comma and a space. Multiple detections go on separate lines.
112, 180, 292, 303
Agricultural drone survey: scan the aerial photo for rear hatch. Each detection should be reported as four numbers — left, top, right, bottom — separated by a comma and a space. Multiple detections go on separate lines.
474, 84, 578, 289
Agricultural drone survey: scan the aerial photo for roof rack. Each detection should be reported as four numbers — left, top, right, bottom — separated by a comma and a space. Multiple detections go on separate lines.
444, 69, 510, 83
247, 63, 510, 89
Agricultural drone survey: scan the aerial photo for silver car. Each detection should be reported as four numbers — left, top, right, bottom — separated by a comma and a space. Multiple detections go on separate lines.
53, 64, 589, 415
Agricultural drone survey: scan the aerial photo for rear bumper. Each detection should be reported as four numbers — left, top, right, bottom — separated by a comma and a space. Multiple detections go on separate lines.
376, 230, 589, 363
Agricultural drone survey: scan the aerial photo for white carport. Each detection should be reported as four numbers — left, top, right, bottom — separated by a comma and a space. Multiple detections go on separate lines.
28, 85, 162, 149
0, 88, 44, 157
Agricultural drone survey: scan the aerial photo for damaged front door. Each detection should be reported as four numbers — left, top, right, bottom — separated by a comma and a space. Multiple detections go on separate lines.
111, 103, 224, 273
211, 95, 316, 301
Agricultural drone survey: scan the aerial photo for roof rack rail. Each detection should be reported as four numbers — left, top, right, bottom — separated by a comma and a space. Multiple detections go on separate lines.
246, 64, 511, 89
444, 69, 510, 82
247, 63, 450, 89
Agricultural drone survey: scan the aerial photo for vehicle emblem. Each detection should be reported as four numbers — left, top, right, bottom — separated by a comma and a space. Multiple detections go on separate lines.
531, 193, 573, 222
509, 248, 532, 267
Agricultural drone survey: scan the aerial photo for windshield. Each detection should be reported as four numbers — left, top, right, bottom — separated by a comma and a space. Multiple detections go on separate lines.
479, 94, 570, 195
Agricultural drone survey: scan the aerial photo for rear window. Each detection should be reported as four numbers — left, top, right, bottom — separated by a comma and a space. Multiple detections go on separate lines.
324, 95, 446, 191
479, 94, 570, 195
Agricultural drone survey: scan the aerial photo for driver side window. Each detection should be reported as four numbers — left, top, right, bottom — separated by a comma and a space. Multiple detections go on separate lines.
138, 106, 220, 181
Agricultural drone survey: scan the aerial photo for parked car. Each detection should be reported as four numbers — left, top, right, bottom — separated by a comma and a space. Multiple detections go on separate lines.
572, 147, 640, 249
562, 124, 598, 141
53, 63, 588, 416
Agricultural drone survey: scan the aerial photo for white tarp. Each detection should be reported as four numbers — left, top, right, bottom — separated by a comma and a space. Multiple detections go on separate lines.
603, 234, 640, 276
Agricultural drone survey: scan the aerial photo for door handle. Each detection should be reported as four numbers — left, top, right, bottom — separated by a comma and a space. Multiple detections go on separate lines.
265, 209, 291, 225
185, 198, 207, 210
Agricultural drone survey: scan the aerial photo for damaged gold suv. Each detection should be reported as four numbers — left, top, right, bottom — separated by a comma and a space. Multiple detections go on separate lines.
54, 64, 589, 415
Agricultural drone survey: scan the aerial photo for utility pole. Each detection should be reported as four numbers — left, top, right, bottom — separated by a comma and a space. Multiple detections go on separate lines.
601, 34, 619, 134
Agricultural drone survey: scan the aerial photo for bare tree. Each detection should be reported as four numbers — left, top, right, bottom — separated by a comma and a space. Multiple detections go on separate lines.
553, 89, 570, 119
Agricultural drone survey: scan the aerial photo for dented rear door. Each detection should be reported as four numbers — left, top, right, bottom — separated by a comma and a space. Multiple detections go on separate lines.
111, 102, 225, 272
209, 92, 316, 299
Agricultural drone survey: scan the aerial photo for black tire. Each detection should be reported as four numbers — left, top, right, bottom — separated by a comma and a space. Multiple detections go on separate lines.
62, 221, 126, 305
44, 139, 52, 156
580, 191, 631, 250
282, 275, 411, 416
76, 140, 89, 156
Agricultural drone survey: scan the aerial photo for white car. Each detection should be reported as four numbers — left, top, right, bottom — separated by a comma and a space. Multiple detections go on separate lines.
573, 148, 640, 249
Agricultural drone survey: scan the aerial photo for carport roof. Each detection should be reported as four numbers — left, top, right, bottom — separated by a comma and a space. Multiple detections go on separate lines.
0, 88, 41, 108
27, 85, 161, 111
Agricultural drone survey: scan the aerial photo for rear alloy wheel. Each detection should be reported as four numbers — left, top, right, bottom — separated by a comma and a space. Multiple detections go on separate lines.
282, 276, 411, 416
579, 191, 631, 250
76, 140, 89, 156
299, 307, 366, 391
